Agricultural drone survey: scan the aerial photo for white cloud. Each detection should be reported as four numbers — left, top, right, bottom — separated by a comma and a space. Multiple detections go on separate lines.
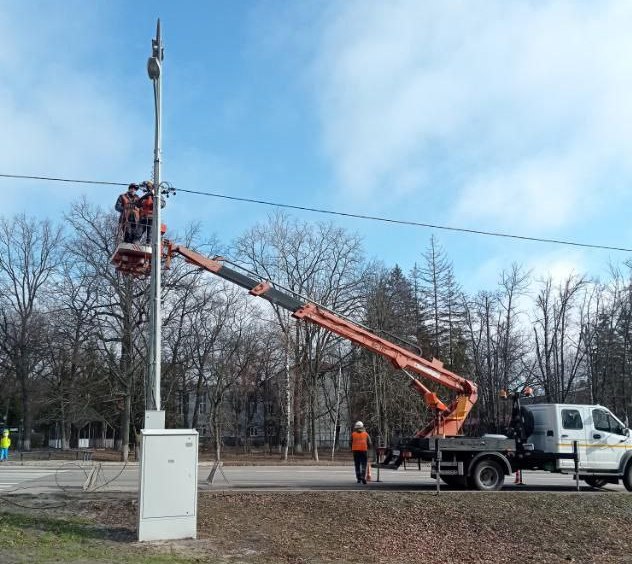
312, 1, 632, 232
463, 245, 588, 298
0, 4, 149, 218
524, 250, 586, 287
454, 154, 583, 230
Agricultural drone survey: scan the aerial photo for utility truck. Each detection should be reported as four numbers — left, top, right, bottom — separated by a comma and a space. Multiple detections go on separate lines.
385, 397, 632, 491
111, 237, 632, 492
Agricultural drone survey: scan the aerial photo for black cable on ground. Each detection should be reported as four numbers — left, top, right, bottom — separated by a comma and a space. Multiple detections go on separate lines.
0, 456, 132, 510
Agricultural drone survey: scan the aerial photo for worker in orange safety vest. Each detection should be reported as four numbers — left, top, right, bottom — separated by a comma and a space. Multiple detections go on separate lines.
136, 181, 165, 245
350, 421, 372, 484
114, 183, 140, 243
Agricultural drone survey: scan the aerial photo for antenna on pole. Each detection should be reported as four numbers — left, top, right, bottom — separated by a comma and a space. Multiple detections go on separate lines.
149, 18, 164, 74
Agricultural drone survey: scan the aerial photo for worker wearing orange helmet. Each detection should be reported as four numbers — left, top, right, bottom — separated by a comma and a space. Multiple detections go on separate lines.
115, 183, 140, 243
350, 421, 372, 484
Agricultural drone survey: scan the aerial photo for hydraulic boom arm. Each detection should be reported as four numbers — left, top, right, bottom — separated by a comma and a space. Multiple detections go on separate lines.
165, 243, 478, 437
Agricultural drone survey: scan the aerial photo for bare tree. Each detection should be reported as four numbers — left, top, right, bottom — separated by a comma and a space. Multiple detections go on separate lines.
234, 212, 364, 459
357, 264, 425, 444
0, 215, 62, 449
415, 235, 465, 370
64, 200, 146, 461
196, 286, 259, 461
532, 274, 588, 402
582, 266, 632, 419
160, 226, 222, 428
463, 268, 531, 433
40, 257, 101, 449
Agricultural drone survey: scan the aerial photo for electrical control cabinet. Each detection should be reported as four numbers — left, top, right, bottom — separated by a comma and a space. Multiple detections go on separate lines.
138, 428, 198, 541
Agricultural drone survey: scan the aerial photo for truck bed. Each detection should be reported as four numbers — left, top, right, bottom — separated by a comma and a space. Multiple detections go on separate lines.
408, 435, 519, 456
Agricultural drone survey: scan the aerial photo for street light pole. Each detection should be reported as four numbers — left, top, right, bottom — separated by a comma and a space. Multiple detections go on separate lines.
138, 21, 199, 541
147, 19, 164, 423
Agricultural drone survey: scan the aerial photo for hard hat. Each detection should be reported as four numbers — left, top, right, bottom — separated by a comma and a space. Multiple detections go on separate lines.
2, 430, 8, 436
354, 421, 364, 429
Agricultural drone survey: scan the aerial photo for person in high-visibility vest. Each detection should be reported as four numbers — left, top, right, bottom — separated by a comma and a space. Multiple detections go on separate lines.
114, 184, 140, 243
136, 181, 166, 245
0, 430, 11, 462
350, 421, 372, 484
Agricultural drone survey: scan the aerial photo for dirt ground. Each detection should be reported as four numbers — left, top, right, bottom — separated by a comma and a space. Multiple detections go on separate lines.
1, 490, 631, 563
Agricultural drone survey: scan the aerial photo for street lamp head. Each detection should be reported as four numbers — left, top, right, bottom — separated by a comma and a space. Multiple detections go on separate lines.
147, 56, 161, 80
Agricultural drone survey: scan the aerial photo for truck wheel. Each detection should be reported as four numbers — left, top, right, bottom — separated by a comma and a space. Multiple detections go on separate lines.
623, 463, 632, 492
472, 459, 505, 491
584, 477, 608, 489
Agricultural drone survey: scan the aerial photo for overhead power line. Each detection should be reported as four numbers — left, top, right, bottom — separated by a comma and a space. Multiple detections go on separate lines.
0, 173, 127, 187
0, 172, 630, 253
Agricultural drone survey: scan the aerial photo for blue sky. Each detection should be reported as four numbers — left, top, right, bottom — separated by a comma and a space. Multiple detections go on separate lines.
2, 1, 632, 292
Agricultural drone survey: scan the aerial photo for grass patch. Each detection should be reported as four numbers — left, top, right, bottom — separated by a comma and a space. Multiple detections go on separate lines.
0, 512, 198, 563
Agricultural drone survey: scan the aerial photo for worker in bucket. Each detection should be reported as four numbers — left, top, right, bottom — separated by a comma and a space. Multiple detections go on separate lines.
0, 429, 11, 462
136, 181, 165, 245
350, 421, 372, 484
115, 183, 140, 243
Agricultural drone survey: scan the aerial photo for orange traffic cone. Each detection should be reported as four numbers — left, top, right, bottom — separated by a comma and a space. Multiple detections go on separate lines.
366, 463, 372, 482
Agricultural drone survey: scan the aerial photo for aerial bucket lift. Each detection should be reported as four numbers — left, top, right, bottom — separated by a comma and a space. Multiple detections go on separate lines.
161, 243, 478, 439
110, 221, 166, 277
110, 179, 170, 277
111, 241, 153, 277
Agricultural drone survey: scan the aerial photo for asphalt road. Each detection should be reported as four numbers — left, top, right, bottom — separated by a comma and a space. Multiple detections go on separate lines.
0, 462, 627, 495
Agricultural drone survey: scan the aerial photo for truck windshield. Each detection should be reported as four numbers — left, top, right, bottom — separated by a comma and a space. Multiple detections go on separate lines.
592, 409, 626, 435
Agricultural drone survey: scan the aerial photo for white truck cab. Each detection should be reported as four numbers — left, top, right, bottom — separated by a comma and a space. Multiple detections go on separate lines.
525, 404, 632, 483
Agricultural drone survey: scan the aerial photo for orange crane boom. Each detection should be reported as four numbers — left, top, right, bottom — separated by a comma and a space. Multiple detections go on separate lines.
165, 242, 478, 437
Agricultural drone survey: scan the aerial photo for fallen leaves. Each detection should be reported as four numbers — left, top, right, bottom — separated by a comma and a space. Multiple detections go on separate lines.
192, 491, 632, 563
4, 490, 631, 563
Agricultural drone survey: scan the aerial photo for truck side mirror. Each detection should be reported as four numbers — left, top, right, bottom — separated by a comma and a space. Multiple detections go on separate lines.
624, 428, 630, 437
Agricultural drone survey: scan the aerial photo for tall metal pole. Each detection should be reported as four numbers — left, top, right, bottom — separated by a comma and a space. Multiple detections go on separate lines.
138, 20, 197, 545
147, 19, 164, 417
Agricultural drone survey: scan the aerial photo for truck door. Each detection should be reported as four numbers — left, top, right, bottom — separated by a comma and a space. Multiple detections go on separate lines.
586, 408, 630, 470
557, 407, 588, 470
